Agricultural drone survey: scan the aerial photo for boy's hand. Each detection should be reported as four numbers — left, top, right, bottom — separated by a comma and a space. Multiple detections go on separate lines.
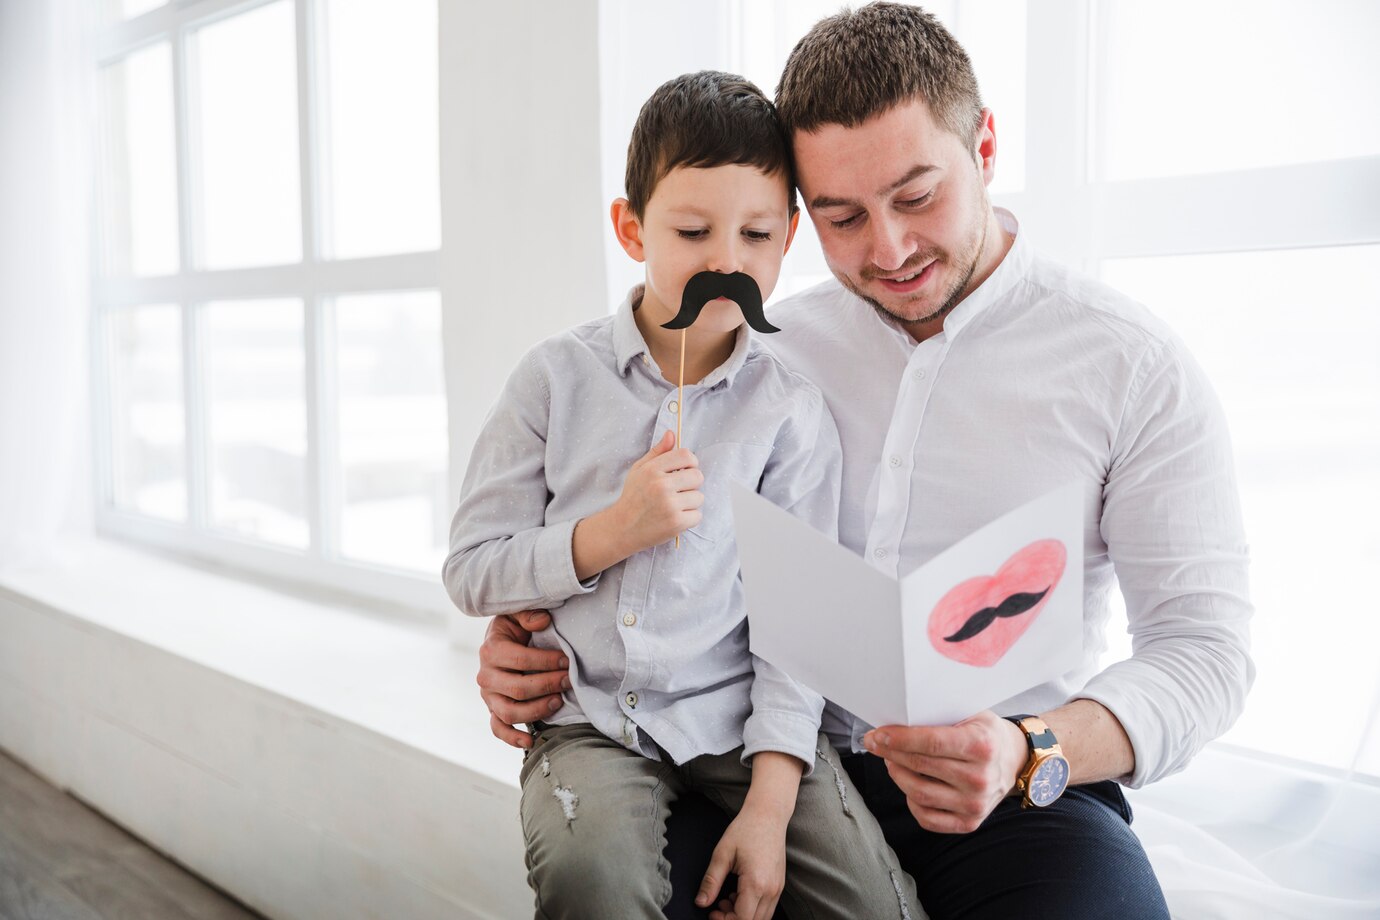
613, 429, 704, 550
699, 751, 802, 920
697, 804, 789, 920
571, 430, 703, 578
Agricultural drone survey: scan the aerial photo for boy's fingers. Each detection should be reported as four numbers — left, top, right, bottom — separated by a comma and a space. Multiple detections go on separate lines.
666, 467, 705, 494
695, 845, 733, 907
649, 446, 698, 473
638, 430, 676, 463
733, 885, 761, 920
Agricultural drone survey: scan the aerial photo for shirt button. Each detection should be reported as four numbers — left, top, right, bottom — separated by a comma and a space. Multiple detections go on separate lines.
625, 692, 638, 708
669, 400, 679, 413
873, 548, 888, 560
913, 369, 926, 380
642, 354, 650, 365
889, 455, 902, 468
622, 612, 637, 627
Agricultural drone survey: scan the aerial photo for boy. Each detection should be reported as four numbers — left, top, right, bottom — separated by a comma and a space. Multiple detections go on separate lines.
444, 72, 918, 920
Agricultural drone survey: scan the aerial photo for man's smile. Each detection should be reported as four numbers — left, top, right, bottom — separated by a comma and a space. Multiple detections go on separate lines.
874, 259, 938, 294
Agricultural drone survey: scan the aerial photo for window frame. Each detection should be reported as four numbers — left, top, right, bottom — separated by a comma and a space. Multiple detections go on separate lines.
91, 0, 449, 616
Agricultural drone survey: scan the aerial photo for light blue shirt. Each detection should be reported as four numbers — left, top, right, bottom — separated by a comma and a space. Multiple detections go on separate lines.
444, 288, 843, 770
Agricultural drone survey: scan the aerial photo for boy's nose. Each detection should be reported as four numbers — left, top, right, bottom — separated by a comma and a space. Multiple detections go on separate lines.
704, 239, 743, 275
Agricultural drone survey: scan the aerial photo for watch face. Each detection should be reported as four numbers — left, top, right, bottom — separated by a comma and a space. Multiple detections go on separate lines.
1028, 755, 1070, 807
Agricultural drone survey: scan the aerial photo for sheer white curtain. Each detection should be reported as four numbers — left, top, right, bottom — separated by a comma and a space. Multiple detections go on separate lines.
1131, 688, 1380, 918
0, 0, 95, 571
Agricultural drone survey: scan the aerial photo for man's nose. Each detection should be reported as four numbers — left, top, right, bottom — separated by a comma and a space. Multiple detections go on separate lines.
868, 214, 915, 273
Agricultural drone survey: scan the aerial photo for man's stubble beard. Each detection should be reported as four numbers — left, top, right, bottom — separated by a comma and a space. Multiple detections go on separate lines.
838, 181, 992, 330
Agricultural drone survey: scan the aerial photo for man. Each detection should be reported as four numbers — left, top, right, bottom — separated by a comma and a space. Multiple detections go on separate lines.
473, 5, 1252, 917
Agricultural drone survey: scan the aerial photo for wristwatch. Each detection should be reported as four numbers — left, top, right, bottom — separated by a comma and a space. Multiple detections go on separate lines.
1004, 714, 1070, 808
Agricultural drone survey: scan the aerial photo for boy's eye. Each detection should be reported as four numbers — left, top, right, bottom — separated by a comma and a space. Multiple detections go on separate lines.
676, 228, 708, 240
743, 229, 772, 242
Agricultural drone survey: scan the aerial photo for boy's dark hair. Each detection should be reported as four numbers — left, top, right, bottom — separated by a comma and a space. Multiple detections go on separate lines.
624, 71, 798, 219
776, 2, 984, 144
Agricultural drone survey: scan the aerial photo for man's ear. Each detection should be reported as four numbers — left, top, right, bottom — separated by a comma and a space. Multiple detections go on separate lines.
782, 209, 801, 257
974, 108, 997, 188
610, 198, 646, 262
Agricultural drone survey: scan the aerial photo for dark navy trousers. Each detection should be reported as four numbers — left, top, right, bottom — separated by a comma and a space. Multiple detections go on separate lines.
662, 751, 1170, 920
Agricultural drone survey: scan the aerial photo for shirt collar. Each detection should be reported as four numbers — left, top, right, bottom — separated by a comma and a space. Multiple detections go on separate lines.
936, 207, 1028, 338
613, 284, 757, 390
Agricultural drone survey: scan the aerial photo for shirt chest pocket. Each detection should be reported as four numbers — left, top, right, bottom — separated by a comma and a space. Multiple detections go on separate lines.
686, 441, 774, 544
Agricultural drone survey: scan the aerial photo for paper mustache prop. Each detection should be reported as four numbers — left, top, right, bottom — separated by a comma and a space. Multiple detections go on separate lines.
661, 270, 780, 334
659, 270, 776, 549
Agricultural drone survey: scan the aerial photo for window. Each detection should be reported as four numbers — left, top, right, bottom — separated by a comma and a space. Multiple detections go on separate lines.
93, 0, 447, 610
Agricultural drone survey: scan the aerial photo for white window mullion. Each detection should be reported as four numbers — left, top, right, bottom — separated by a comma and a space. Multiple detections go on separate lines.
304, 297, 332, 556
90, 307, 118, 511
1094, 157, 1380, 259
1020, 0, 1096, 272
170, 23, 207, 530
183, 300, 210, 529
295, 0, 330, 558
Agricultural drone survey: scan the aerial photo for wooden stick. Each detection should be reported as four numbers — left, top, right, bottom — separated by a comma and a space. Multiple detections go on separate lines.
676, 328, 685, 550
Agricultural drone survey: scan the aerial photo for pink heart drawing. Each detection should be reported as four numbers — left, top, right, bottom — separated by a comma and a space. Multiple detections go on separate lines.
927, 539, 1067, 668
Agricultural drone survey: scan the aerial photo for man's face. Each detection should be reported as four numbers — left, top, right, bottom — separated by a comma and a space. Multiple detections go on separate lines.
793, 99, 992, 327
626, 164, 797, 336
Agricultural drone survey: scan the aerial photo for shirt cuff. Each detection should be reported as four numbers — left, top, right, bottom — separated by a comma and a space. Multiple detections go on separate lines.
1073, 665, 1165, 790
533, 518, 600, 603
741, 710, 823, 778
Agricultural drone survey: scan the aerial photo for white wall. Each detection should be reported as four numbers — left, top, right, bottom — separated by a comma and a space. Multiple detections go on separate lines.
439, 1, 608, 507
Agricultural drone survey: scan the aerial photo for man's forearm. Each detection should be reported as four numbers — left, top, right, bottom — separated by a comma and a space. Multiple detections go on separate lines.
1040, 698, 1135, 786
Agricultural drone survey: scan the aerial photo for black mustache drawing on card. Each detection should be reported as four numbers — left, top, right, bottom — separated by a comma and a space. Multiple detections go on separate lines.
661, 271, 780, 334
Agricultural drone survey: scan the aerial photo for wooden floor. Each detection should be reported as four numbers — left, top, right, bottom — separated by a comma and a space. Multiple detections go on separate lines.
0, 747, 264, 920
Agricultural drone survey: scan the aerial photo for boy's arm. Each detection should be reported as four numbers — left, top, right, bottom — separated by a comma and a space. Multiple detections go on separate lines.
444, 350, 707, 617
740, 385, 843, 771
442, 351, 599, 617
695, 751, 802, 918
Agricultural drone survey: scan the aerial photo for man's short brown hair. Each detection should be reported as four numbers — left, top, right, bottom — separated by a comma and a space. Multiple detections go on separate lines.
776, 2, 983, 143
624, 71, 797, 219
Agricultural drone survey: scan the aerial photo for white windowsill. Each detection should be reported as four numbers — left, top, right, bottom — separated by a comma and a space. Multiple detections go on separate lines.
0, 537, 521, 789
0, 536, 529, 920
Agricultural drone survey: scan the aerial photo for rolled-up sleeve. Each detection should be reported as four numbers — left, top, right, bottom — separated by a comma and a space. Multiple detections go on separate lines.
740, 384, 843, 774
1076, 336, 1254, 788
442, 351, 599, 617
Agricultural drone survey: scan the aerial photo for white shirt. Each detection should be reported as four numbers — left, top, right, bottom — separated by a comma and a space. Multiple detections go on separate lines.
766, 209, 1254, 788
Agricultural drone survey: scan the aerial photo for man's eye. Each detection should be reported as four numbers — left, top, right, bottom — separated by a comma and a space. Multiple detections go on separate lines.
743, 229, 772, 242
676, 229, 708, 240
899, 191, 934, 208
828, 213, 862, 230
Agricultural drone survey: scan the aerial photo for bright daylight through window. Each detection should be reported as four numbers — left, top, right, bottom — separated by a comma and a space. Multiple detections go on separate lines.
94, 0, 447, 603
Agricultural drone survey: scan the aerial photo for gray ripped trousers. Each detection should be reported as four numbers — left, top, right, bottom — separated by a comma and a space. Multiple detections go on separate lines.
519, 722, 922, 920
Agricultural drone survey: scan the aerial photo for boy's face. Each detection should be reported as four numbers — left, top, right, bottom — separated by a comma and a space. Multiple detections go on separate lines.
613, 164, 799, 336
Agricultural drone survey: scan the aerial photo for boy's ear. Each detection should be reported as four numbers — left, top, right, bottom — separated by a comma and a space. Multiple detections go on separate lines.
782, 209, 801, 257
610, 198, 646, 262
